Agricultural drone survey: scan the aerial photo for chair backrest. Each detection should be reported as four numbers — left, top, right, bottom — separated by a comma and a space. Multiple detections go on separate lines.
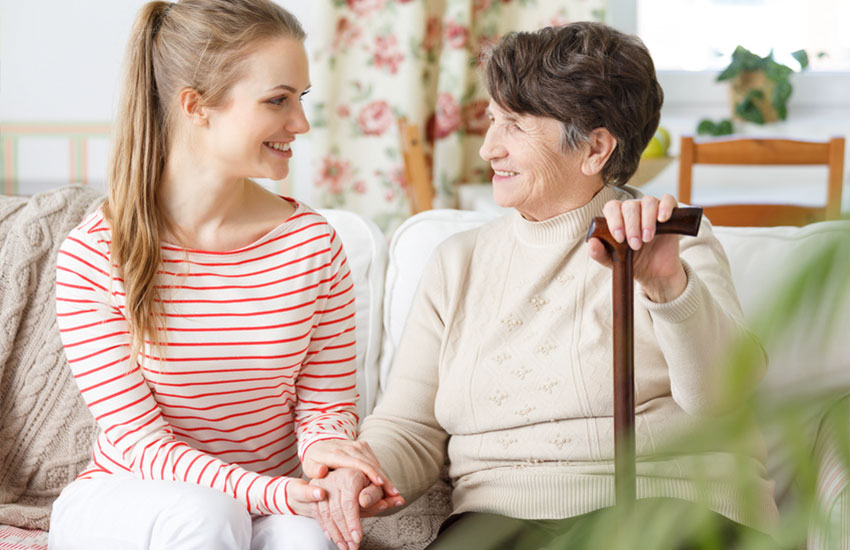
398, 117, 434, 214
678, 135, 845, 226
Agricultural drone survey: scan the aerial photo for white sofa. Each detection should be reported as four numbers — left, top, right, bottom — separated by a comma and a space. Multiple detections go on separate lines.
0, 187, 847, 549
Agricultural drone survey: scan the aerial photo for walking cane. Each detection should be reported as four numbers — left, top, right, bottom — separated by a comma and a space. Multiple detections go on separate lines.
585, 207, 703, 508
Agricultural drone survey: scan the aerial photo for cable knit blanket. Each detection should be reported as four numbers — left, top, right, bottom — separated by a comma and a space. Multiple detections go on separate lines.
0, 185, 104, 530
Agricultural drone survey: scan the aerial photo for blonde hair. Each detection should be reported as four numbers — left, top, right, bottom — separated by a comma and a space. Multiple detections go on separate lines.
104, 0, 305, 368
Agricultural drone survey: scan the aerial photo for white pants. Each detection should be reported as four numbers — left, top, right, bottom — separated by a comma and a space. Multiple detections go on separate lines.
48, 476, 336, 550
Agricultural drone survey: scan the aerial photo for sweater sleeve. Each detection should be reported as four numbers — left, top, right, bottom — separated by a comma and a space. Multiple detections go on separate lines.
56, 227, 309, 516
637, 217, 767, 416
295, 227, 359, 460
357, 250, 449, 503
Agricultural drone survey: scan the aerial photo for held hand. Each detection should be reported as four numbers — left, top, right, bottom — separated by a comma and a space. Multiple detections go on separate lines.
281, 478, 326, 518
587, 194, 688, 302
301, 439, 400, 498
357, 483, 404, 517
309, 469, 405, 550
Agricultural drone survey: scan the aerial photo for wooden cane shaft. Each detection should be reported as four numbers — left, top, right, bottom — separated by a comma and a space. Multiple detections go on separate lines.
585, 206, 704, 509
612, 246, 636, 506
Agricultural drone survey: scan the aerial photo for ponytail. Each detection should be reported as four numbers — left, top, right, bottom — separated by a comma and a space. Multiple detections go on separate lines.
103, 2, 171, 369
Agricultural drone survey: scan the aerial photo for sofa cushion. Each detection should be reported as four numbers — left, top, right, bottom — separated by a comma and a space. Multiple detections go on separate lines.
379, 209, 498, 395
713, 221, 850, 396
318, 209, 387, 422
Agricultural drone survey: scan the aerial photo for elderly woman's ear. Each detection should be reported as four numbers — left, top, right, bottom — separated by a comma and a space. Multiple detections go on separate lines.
580, 127, 617, 177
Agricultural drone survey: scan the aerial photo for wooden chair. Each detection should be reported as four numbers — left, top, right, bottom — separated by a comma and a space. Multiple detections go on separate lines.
678, 135, 845, 226
398, 117, 433, 214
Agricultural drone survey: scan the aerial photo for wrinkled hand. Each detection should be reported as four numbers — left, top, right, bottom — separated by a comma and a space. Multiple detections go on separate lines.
587, 194, 688, 303
302, 439, 399, 497
309, 468, 405, 550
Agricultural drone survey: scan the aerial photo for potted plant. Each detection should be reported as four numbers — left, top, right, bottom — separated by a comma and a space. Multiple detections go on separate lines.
717, 45, 810, 124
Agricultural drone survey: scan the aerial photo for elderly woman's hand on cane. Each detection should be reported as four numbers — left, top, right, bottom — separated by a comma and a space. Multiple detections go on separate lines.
588, 194, 687, 303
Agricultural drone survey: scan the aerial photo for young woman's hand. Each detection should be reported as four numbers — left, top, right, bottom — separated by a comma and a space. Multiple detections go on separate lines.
588, 194, 689, 303
301, 439, 399, 498
309, 469, 405, 550
281, 478, 326, 518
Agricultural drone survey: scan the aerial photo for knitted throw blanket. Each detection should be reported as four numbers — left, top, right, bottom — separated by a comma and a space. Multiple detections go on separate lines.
0, 185, 104, 530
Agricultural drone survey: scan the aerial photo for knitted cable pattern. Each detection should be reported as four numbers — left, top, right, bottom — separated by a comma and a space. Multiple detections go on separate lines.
0, 185, 104, 530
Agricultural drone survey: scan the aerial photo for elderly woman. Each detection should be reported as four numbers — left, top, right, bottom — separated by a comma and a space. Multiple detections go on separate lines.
314, 22, 778, 550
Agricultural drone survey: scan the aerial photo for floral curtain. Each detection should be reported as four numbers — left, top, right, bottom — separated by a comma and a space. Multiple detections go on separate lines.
308, 0, 606, 233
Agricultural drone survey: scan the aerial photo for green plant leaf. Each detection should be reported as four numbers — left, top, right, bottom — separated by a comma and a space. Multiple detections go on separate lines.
696, 119, 717, 136
717, 45, 760, 81
717, 62, 741, 82
791, 49, 809, 70
765, 59, 792, 83
717, 119, 734, 135
772, 80, 793, 120
737, 90, 765, 124
696, 119, 734, 136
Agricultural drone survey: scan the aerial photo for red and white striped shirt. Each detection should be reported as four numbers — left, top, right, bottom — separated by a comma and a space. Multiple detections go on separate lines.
55, 200, 358, 516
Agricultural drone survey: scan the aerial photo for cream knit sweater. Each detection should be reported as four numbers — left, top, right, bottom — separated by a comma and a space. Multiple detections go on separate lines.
360, 185, 779, 532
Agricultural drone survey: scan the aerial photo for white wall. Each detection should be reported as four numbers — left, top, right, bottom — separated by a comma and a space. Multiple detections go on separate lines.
0, 0, 314, 198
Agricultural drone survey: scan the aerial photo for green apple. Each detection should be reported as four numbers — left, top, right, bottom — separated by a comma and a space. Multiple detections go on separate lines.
656, 126, 670, 150
641, 126, 670, 159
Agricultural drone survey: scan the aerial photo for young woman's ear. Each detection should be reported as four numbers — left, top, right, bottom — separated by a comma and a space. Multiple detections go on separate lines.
177, 87, 208, 126
581, 128, 617, 177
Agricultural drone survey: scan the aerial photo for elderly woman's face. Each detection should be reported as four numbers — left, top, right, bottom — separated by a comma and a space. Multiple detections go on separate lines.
479, 100, 589, 221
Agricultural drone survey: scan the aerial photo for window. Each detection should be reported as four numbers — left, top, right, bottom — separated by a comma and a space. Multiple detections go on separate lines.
606, 0, 850, 111
635, 0, 850, 72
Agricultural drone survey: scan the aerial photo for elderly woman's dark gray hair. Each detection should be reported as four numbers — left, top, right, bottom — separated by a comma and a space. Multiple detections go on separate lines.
482, 22, 664, 187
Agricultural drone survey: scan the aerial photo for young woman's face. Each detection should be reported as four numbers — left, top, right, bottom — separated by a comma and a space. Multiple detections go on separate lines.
204, 36, 310, 182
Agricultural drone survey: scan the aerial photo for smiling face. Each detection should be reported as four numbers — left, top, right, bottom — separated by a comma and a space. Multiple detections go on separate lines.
479, 100, 593, 221
202, 36, 311, 182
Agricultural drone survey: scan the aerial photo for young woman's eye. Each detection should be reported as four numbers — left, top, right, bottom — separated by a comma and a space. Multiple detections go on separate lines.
269, 96, 288, 106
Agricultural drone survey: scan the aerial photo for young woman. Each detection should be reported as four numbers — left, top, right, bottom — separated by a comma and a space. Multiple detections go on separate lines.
50, 2, 400, 549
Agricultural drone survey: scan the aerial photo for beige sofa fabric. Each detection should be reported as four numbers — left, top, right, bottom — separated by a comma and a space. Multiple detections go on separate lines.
0, 186, 103, 530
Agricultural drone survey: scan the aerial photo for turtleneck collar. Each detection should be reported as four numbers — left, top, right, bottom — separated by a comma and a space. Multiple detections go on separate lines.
511, 185, 622, 245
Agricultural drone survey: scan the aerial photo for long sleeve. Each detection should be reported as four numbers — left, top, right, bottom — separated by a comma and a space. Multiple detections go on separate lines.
637, 217, 768, 415
55, 208, 357, 516
296, 227, 359, 459
357, 251, 449, 503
